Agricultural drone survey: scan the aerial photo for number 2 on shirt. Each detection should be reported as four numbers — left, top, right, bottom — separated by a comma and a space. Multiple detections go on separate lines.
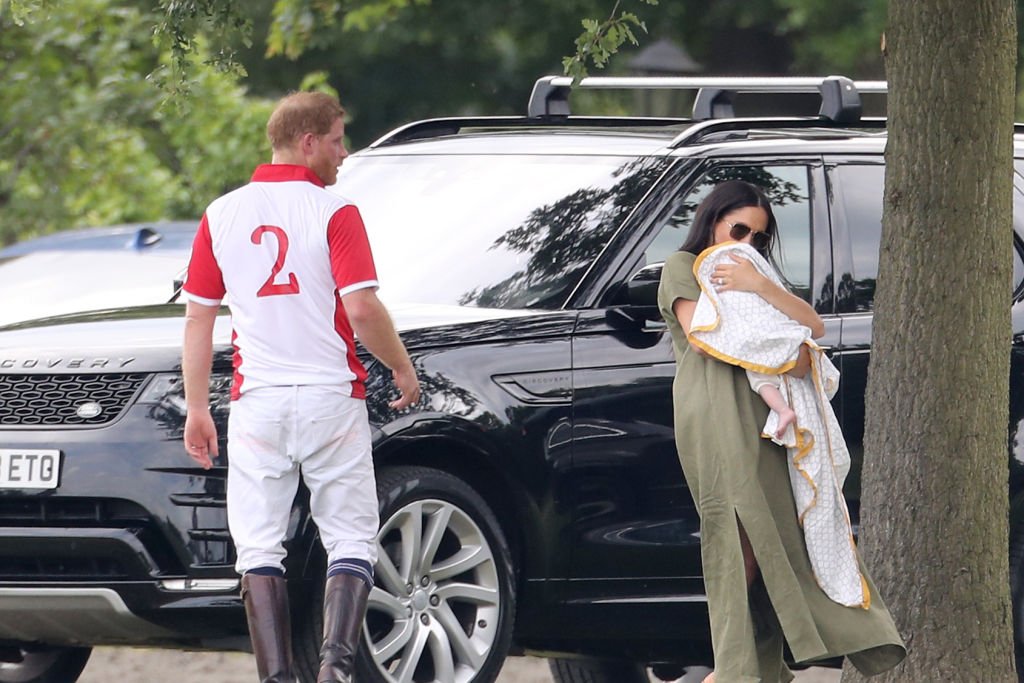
251, 225, 301, 297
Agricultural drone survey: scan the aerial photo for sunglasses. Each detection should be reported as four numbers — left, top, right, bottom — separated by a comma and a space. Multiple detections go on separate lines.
727, 220, 772, 250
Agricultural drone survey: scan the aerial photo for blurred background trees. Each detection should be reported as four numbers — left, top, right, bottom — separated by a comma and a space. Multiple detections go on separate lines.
0, 0, 1018, 243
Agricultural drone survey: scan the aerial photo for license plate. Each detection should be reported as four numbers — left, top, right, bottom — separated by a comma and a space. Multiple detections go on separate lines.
0, 449, 61, 489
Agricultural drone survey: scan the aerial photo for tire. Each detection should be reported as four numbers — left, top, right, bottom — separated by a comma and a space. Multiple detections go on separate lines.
0, 645, 91, 683
295, 466, 516, 683
549, 657, 649, 683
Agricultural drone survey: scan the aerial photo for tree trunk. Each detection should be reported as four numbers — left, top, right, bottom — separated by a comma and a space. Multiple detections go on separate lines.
843, 1, 1017, 681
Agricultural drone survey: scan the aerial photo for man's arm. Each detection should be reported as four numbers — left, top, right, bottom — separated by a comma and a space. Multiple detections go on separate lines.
341, 288, 420, 409
182, 300, 220, 469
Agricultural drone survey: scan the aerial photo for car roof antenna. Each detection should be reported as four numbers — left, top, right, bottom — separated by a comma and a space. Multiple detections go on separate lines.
133, 226, 163, 249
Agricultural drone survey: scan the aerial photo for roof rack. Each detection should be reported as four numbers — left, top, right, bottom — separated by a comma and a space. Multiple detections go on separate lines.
527, 75, 887, 124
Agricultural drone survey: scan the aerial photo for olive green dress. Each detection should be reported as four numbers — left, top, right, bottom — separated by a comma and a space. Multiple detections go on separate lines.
658, 251, 906, 683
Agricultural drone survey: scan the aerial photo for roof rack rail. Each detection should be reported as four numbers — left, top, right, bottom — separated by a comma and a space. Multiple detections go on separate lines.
527, 75, 887, 124
367, 115, 691, 148
669, 117, 887, 148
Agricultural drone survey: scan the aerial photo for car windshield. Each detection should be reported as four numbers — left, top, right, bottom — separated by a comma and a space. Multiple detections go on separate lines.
332, 152, 668, 309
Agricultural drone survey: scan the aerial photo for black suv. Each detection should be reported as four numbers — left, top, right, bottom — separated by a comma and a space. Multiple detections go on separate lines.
3, 76, 1024, 683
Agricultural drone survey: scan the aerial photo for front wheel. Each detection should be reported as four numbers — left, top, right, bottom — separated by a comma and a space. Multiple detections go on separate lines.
297, 466, 516, 683
0, 644, 91, 683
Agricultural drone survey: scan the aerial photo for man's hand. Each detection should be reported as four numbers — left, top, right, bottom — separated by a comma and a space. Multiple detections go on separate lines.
389, 364, 421, 410
183, 409, 219, 469
341, 288, 421, 410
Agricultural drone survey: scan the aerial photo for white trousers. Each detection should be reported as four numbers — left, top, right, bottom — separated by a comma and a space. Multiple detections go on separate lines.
226, 385, 379, 574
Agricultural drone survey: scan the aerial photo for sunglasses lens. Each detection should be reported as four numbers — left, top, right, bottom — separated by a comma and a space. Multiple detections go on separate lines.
753, 232, 771, 249
729, 223, 751, 240
728, 221, 771, 249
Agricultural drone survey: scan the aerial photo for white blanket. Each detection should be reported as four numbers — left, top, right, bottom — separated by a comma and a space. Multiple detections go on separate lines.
689, 242, 868, 609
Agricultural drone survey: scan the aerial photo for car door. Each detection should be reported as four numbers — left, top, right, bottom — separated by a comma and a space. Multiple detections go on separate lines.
827, 158, 1024, 517
823, 159, 885, 514
563, 158, 835, 633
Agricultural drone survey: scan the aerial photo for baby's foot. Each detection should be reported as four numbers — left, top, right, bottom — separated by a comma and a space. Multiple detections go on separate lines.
775, 407, 796, 440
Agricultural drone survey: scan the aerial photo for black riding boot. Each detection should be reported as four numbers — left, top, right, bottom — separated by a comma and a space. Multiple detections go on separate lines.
241, 573, 298, 683
317, 573, 371, 683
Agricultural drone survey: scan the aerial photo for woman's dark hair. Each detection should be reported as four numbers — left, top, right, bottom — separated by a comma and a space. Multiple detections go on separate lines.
679, 180, 778, 259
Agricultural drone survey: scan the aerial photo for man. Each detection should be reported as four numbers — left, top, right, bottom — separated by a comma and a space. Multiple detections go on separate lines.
181, 91, 420, 683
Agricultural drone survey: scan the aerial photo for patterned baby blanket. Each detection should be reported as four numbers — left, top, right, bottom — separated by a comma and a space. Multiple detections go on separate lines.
688, 242, 868, 609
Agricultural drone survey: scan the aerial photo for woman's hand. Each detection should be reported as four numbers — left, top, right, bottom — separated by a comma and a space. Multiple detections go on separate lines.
712, 253, 826, 338
711, 253, 766, 294
786, 345, 812, 378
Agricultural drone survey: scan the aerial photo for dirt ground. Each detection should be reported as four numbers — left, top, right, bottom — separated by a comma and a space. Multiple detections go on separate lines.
78, 647, 840, 682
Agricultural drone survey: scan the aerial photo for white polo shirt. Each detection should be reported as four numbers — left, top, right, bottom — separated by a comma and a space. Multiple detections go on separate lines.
183, 164, 378, 400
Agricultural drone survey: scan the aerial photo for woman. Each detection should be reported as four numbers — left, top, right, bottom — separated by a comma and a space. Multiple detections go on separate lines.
658, 180, 906, 682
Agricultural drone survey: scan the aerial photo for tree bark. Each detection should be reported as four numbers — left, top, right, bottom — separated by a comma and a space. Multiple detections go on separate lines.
843, 1, 1017, 681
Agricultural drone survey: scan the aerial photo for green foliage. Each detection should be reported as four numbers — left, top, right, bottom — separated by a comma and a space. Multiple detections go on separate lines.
298, 70, 340, 98
265, 0, 429, 59
341, 0, 429, 32
265, 0, 432, 59
709, 0, 888, 74
152, 0, 253, 101
266, 0, 336, 59
0, 0, 273, 245
563, 0, 658, 83
3, 0, 48, 25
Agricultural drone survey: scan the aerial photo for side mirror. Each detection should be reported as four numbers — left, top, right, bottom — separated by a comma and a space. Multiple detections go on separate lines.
624, 262, 663, 321
171, 267, 186, 303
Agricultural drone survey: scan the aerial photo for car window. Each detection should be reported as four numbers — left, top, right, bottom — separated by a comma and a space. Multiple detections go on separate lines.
831, 164, 883, 312
335, 154, 670, 310
642, 164, 814, 301
835, 164, 1024, 312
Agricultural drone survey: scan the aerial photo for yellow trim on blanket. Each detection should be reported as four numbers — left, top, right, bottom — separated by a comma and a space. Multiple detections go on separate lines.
688, 243, 728, 335
808, 346, 870, 610
688, 335, 799, 375
792, 426, 817, 526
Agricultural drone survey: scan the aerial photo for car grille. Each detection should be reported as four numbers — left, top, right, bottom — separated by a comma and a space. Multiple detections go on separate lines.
0, 497, 150, 524
0, 498, 185, 578
0, 373, 148, 427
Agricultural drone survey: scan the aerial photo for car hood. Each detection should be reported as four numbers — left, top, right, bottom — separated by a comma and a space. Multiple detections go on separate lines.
0, 302, 571, 373
0, 250, 185, 327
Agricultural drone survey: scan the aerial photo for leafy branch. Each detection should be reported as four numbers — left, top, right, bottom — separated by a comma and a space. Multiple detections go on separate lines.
563, 0, 658, 83
152, 1, 253, 102
3, 0, 49, 25
266, 0, 428, 59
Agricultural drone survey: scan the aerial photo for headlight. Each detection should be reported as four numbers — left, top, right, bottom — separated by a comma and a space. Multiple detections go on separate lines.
138, 372, 232, 420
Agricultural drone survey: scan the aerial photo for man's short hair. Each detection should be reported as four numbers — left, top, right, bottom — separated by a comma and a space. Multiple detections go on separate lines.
266, 91, 345, 150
